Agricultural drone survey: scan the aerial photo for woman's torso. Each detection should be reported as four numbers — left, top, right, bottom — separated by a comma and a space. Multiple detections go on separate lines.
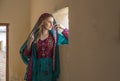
35, 34, 54, 59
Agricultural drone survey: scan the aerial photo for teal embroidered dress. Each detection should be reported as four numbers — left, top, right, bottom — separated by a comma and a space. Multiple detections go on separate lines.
20, 29, 68, 81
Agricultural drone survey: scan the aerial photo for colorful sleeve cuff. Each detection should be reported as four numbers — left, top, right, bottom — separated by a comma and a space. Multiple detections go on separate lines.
62, 28, 69, 39
24, 48, 31, 56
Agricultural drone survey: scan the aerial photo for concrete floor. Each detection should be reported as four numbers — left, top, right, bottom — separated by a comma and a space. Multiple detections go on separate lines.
0, 51, 6, 81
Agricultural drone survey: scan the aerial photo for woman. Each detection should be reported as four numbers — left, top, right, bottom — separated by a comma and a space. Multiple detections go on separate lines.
20, 13, 68, 81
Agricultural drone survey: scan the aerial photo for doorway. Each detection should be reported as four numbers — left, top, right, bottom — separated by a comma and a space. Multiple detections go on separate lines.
0, 23, 9, 81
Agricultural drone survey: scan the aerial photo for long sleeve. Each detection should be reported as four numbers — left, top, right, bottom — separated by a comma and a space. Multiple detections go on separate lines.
23, 47, 32, 56
62, 28, 69, 39
20, 40, 30, 65
57, 28, 69, 45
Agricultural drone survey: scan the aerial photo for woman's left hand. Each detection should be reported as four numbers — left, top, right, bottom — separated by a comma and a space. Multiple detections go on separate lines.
54, 24, 64, 31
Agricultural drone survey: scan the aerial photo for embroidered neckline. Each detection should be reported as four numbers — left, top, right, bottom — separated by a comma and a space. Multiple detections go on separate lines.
39, 34, 50, 41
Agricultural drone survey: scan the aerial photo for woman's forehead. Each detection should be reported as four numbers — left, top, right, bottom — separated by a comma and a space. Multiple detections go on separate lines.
46, 17, 54, 21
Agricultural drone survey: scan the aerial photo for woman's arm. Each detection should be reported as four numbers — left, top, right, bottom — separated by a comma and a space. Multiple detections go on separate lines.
23, 32, 34, 56
62, 28, 69, 39
57, 28, 69, 45
23, 47, 32, 56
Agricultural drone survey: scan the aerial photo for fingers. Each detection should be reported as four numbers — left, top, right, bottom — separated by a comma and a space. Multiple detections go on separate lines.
54, 24, 64, 30
30, 32, 34, 37
28, 32, 34, 42
30, 32, 34, 38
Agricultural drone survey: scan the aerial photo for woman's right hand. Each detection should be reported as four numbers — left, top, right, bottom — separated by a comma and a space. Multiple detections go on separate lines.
27, 32, 34, 50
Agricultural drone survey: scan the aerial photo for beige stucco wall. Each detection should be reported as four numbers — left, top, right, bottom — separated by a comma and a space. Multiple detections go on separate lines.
30, 0, 68, 29
69, 0, 120, 81
0, 0, 30, 80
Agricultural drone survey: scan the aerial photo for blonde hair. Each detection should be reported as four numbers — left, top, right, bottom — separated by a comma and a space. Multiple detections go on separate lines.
34, 13, 53, 44
34, 25, 43, 43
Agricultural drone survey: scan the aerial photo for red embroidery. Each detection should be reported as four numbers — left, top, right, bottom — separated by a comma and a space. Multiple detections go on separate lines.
26, 34, 54, 81
36, 34, 54, 58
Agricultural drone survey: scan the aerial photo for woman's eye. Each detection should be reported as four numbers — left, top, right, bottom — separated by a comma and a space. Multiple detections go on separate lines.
48, 21, 52, 24
48, 21, 51, 23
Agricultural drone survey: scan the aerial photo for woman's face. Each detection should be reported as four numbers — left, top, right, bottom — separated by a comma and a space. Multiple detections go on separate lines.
42, 17, 54, 30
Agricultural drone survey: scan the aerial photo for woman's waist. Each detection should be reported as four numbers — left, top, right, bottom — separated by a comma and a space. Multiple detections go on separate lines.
36, 54, 53, 58
36, 51, 53, 58
36, 57, 53, 64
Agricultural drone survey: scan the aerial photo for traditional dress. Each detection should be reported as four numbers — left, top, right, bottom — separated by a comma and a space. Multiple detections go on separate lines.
20, 29, 68, 81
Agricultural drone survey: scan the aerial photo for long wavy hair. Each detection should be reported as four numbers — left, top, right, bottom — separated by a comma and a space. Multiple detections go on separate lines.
34, 13, 54, 43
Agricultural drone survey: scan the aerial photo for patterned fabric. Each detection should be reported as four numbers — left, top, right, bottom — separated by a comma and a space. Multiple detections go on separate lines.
27, 57, 32, 81
24, 34, 54, 81
33, 58, 53, 81
36, 34, 54, 58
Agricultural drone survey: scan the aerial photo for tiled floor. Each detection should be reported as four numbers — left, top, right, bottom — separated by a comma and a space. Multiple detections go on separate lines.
0, 51, 6, 81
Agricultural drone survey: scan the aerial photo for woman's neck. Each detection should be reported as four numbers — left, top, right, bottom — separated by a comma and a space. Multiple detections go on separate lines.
41, 28, 49, 36
39, 28, 49, 40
